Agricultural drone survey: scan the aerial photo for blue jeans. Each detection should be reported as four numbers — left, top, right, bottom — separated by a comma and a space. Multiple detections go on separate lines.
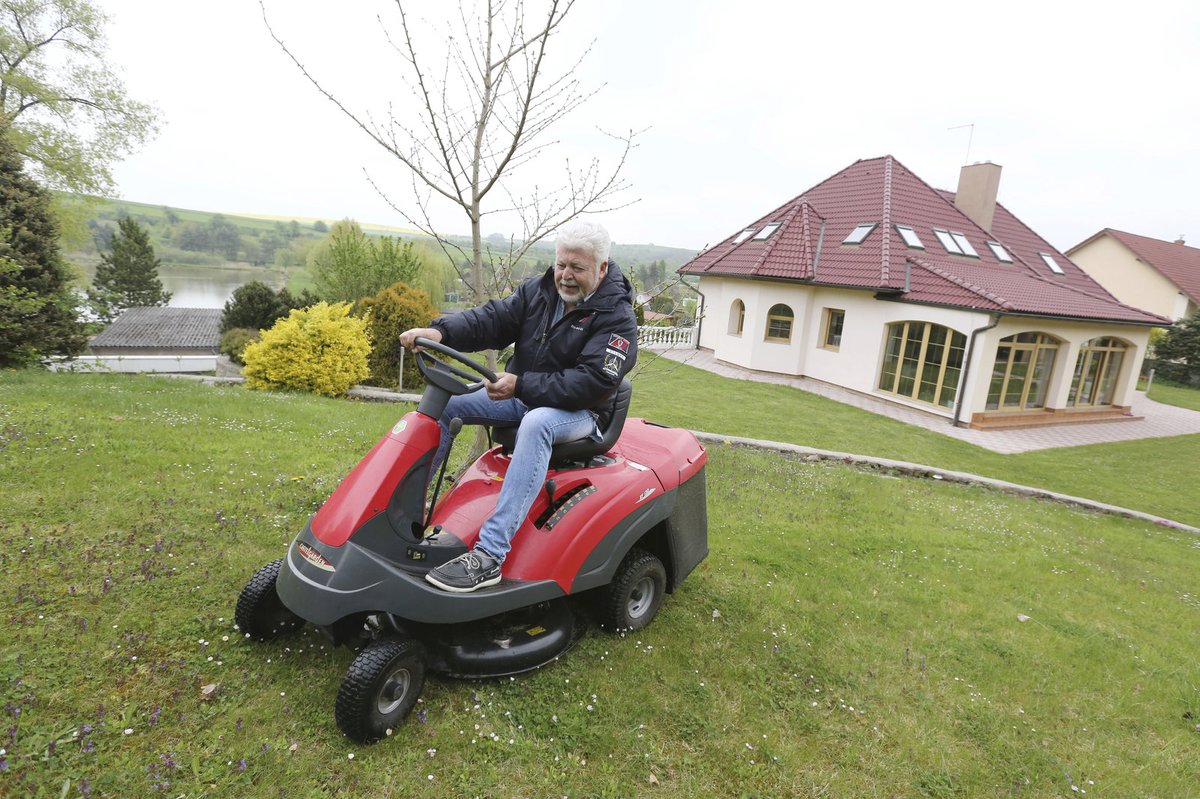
432, 389, 597, 563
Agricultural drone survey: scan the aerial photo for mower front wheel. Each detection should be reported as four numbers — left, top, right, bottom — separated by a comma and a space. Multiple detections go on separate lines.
336, 638, 427, 743
595, 548, 666, 632
235, 559, 305, 641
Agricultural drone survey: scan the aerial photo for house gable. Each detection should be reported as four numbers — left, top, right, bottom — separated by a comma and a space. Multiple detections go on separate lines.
1067, 229, 1200, 320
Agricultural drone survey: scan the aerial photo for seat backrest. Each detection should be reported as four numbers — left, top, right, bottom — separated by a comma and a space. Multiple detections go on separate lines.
492, 378, 633, 465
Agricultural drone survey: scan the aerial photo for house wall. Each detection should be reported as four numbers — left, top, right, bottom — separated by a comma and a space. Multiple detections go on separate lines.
1070, 236, 1187, 321
698, 275, 1152, 422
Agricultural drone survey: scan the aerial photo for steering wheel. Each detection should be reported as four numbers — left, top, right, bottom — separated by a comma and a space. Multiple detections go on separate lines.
412, 336, 498, 395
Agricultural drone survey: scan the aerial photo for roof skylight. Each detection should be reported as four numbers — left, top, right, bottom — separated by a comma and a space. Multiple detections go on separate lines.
732, 229, 755, 245
1039, 253, 1066, 274
842, 223, 876, 245
753, 223, 782, 241
950, 232, 979, 257
987, 241, 1013, 262
932, 228, 962, 255
895, 224, 924, 249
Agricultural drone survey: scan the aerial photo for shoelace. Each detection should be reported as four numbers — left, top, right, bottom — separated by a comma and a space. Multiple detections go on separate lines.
459, 552, 487, 571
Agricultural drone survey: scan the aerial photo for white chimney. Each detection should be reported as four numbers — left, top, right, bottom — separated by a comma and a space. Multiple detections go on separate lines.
954, 161, 1002, 233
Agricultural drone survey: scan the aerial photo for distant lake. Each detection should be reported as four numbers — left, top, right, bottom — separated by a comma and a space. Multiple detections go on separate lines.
160, 266, 283, 309
74, 262, 283, 310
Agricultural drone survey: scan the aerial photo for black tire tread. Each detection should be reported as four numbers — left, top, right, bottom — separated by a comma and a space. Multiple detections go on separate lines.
335, 638, 427, 743
596, 548, 666, 632
235, 558, 304, 641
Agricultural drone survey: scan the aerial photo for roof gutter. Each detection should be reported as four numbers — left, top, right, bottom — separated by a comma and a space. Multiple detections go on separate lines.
952, 312, 1002, 428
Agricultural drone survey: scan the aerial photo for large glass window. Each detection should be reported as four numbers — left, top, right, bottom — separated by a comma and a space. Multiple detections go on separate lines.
878, 321, 967, 409
1069, 337, 1128, 407
986, 332, 1060, 410
765, 304, 794, 343
728, 299, 745, 336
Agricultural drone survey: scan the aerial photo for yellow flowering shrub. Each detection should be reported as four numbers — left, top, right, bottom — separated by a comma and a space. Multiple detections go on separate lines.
241, 302, 371, 397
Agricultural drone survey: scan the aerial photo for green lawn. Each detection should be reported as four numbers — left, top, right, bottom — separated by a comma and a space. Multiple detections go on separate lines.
630, 357, 1200, 528
1147, 379, 1200, 412
1, 371, 1198, 797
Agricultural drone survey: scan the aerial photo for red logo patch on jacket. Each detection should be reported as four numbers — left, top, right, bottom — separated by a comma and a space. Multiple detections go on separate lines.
608, 334, 630, 353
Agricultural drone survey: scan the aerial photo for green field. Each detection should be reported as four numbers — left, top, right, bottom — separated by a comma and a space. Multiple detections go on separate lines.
1, 370, 1198, 797
630, 358, 1200, 529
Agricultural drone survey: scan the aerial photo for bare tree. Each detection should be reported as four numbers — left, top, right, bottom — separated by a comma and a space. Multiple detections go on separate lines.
261, 0, 639, 309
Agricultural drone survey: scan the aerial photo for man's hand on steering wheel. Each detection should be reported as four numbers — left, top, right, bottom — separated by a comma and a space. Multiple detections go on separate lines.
486, 372, 518, 401
400, 327, 442, 351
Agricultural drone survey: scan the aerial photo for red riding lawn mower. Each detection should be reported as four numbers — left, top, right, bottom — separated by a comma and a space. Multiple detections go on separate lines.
236, 339, 708, 743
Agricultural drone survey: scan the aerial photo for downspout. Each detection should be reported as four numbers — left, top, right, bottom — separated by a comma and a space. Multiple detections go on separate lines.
952, 312, 1002, 428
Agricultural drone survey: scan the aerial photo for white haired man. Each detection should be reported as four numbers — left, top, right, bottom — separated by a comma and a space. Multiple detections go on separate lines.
400, 220, 638, 592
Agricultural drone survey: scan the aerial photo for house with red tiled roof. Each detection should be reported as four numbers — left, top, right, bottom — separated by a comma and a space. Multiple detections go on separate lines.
679, 156, 1170, 429
1066, 229, 1200, 322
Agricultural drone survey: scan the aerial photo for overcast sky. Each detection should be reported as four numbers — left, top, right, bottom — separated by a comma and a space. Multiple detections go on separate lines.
99, 0, 1199, 255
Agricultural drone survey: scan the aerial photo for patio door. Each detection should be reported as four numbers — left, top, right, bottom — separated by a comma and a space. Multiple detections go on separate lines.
985, 333, 1059, 411
1068, 337, 1127, 407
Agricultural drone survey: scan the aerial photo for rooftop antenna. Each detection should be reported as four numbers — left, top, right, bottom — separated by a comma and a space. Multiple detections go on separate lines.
948, 123, 974, 164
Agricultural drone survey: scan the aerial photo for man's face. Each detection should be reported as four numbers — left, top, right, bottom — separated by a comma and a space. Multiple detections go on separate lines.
554, 245, 607, 307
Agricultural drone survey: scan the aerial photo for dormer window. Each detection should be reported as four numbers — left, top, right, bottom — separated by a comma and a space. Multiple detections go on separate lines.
986, 241, 1013, 262
732, 229, 755, 245
752, 223, 781, 241
1039, 253, 1066, 275
842, 223, 876, 245
895, 224, 925, 249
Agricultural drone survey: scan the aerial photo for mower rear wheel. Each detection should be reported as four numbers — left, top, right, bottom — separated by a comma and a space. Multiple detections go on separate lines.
336, 638, 427, 743
596, 548, 666, 632
235, 559, 304, 641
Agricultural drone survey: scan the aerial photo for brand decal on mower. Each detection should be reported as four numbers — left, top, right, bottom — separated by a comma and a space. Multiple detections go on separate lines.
391, 419, 408, 435
297, 541, 335, 572
637, 487, 656, 503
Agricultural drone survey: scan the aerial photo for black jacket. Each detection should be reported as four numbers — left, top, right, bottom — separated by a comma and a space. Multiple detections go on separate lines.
430, 262, 638, 414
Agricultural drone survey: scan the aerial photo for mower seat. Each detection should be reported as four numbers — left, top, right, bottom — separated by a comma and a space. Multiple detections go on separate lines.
492, 378, 632, 465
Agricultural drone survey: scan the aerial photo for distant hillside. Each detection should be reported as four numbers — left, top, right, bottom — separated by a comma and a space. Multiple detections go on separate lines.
62, 195, 697, 271
60, 195, 698, 313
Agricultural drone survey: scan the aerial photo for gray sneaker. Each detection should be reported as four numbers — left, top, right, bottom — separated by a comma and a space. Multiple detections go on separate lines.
425, 549, 501, 593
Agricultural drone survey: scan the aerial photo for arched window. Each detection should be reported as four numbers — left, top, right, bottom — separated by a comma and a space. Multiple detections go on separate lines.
986, 332, 1061, 410
878, 321, 967, 408
728, 299, 745, 336
1069, 337, 1128, 407
764, 304, 794, 343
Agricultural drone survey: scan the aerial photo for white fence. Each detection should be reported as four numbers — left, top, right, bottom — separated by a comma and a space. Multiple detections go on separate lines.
44, 355, 218, 374
637, 325, 696, 350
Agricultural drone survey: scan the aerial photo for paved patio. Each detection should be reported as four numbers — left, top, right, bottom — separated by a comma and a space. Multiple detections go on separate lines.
651, 347, 1200, 454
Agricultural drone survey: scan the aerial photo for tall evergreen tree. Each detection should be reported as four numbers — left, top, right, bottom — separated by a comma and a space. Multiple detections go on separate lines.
0, 129, 85, 367
87, 216, 170, 321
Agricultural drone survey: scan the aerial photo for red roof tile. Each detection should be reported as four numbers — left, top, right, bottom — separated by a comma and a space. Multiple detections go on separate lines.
1075, 229, 1200, 305
681, 156, 1169, 326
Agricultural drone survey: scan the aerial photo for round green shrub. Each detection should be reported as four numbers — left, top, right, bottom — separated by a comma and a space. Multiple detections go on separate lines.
219, 327, 261, 364
241, 302, 371, 397
355, 281, 439, 391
